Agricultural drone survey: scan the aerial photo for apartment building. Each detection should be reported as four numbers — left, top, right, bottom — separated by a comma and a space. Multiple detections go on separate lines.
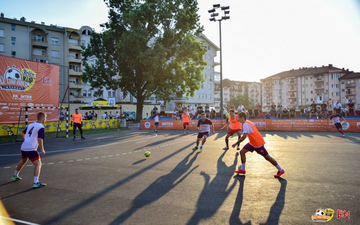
261, 64, 360, 110
0, 14, 83, 104
221, 79, 262, 107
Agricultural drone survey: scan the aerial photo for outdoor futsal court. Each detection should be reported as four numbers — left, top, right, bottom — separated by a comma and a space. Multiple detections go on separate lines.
0, 130, 359, 224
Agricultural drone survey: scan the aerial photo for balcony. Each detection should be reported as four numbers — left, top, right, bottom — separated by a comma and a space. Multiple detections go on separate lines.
214, 97, 221, 101
31, 54, 48, 62
264, 89, 272, 94
69, 82, 82, 90
314, 77, 324, 83
314, 85, 324, 90
287, 80, 297, 85
345, 82, 356, 87
314, 92, 324, 97
69, 69, 82, 76
68, 56, 82, 63
264, 95, 272, 99
68, 42, 82, 51
287, 86, 296, 92
32, 39, 48, 47
345, 91, 356, 96
264, 83, 272, 87
288, 94, 297, 99
288, 102, 297, 106
70, 95, 83, 102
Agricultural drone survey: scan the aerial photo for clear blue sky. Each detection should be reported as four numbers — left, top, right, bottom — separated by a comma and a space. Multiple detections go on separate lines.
2, 0, 360, 82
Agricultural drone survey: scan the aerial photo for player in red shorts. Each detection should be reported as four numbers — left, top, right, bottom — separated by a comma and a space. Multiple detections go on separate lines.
220, 110, 242, 150
232, 112, 285, 178
182, 108, 190, 135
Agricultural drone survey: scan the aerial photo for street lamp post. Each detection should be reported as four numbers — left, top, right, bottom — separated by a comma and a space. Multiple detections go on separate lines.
209, 4, 230, 119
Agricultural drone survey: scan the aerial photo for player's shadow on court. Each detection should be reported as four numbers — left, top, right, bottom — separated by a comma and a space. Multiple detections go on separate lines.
260, 177, 287, 225
186, 151, 238, 225
109, 149, 201, 225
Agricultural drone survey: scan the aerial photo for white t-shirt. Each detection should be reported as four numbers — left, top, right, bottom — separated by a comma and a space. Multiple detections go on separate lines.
154, 114, 159, 123
102, 113, 107, 119
21, 122, 45, 151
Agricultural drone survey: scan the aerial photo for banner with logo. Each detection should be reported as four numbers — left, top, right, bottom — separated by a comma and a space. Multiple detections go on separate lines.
0, 55, 59, 123
140, 119, 360, 132
0, 119, 121, 136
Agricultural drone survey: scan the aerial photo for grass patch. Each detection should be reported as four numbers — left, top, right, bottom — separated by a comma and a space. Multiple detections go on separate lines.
0, 127, 129, 144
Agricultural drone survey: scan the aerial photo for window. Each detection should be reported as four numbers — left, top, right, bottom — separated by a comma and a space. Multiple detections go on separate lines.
11, 51, 16, 57
197, 94, 200, 99
11, 37, 16, 45
51, 50, 59, 58
83, 90, 87, 97
332, 84, 338, 88
0, 43, 4, 52
332, 73, 340, 79
201, 84, 203, 89
69, 64, 80, 71
51, 37, 59, 45
11, 24, 16, 31
81, 40, 86, 47
33, 48, 45, 56
332, 92, 339, 96
33, 35, 45, 42
88, 91, 92, 97
0, 29, 4, 37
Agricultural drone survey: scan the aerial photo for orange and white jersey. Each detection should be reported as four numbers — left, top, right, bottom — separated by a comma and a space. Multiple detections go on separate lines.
182, 113, 190, 123
243, 120, 265, 147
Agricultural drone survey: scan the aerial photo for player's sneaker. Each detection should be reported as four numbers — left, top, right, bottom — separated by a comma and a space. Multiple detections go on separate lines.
73, 137, 76, 140
237, 146, 240, 150
33, 182, 46, 188
342, 133, 345, 136
81, 136, 86, 139
11, 175, 22, 181
274, 169, 285, 178
192, 146, 198, 150
200, 146, 203, 151
223, 147, 229, 150
234, 169, 246, 174
183, 132, 186, 135
186, 131, 189, 134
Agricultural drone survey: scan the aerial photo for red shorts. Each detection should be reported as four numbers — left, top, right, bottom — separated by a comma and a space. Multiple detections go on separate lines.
21, 150, 40, 162
183, 122, 190, 127
227, 129, 242, 136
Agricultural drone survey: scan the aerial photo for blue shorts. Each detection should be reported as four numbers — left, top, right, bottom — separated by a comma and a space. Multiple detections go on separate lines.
21, 150, 40, 162
242, 143, 268, 156
197, 132, 209, 139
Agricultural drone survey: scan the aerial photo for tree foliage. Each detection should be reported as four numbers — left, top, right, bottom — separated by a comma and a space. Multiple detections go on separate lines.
230, 94, 254, 110
82, 0, 207, 120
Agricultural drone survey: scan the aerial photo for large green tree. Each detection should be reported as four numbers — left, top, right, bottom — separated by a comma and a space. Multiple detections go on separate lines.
230, 94, 254, 110
82, 0, 207, 120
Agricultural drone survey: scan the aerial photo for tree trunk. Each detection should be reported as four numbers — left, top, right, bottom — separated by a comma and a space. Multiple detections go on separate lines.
136, 93, 144, 121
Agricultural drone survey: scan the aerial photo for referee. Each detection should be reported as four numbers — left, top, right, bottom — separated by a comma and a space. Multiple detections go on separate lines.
71, 108, 85, 140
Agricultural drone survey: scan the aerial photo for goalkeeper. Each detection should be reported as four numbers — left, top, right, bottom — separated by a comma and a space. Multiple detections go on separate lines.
71, 108, 85, 140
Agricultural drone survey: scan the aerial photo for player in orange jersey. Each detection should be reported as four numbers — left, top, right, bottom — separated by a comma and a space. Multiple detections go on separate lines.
71, 108, 85, 140
232, 112, 285, 178
220, 110, 242, 150
182, 108, 190, 135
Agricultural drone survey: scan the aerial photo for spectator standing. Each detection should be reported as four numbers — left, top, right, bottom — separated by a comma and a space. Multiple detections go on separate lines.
300, 106, 307, 119
92, 111, 97, 120
115, 111, 120, 119
11, 112, 47, 188
310, 101, 317, 118
205, 104, 210, 118
282, 108, 289, 119
196, 105, 203, 119
210, 109, 216, 119
276, 105, 282, 119
347, 99, 356, 115
237, 104, 245, 112
248, 108, 253, 119
334, 101, 342, 113
102, 112, 108, 119
270, 102, 276, 116
159, 99, 165, 111
328, 98, 333, 110
109, 111, 113, 119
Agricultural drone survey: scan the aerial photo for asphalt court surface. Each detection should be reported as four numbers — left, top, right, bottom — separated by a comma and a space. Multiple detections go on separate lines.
0, 130, 359, 225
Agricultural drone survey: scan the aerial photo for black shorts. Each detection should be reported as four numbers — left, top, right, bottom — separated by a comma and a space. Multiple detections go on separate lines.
21, 150, 40, 162
335, 123, 342, 129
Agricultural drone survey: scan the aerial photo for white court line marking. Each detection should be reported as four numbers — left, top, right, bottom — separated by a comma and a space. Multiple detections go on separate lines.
101, 156, 106, 158
59, 161, 63, 163
86, 158, 91, 160
26, 165, 33, 167
0, 134, 157, 157
68, 160, 73, 162
136, 141, 147, 143
48, 162, 54, 165
108, 155, 113, 157
0, 216, 39, 225
94, 157, 99, 159
77, 159, 82, 161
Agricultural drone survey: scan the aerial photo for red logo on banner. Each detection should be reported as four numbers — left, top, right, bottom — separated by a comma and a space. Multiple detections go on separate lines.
337, 209, 350, 220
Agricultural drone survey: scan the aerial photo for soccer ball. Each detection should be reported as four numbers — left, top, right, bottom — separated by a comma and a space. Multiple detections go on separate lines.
144, 151, 151, 157
316, 209, 325, 216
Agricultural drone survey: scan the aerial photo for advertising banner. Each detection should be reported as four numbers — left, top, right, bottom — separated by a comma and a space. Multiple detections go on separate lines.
0, 119, 121, 136
0, 55, 59, 124
140, 119, 360, 132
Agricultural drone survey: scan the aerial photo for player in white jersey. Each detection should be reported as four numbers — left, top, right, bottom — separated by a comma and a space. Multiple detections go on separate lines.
11, 112, 47, 188
152, 111, 159, 133
192, 113, 215, 151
